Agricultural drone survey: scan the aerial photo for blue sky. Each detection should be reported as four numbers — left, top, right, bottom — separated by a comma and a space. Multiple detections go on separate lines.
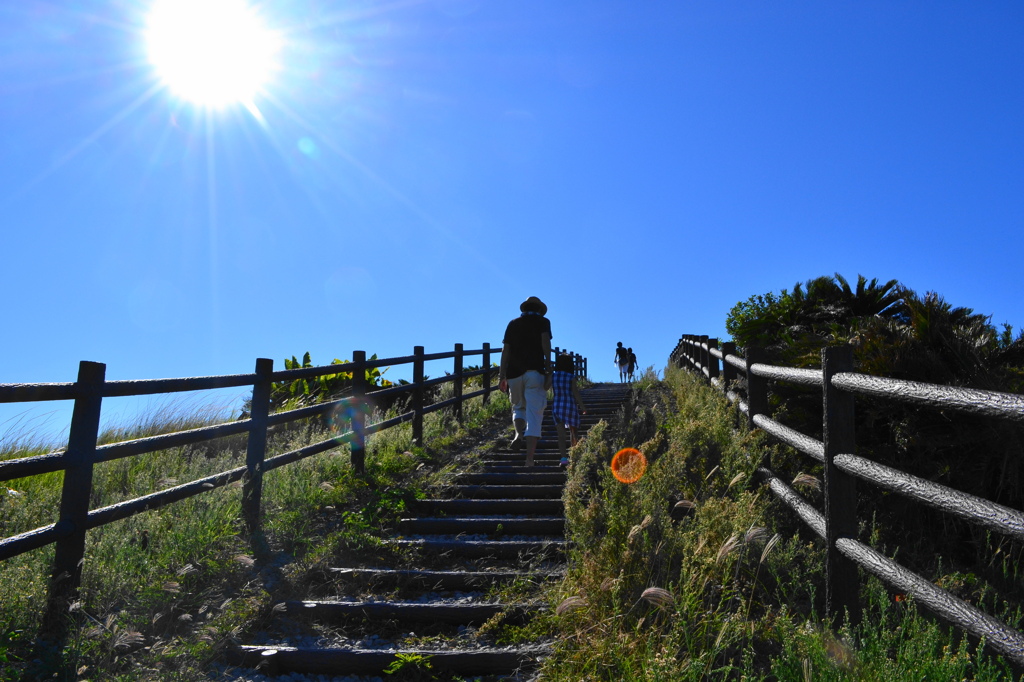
2, 1, 1023, 441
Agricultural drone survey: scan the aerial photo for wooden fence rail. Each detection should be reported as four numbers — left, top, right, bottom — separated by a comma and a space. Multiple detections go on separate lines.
670, 333, 1024, 667
0, 341, 587, 630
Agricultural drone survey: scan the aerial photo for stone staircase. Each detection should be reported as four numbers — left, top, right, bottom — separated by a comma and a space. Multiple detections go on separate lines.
229, 382, 632, 680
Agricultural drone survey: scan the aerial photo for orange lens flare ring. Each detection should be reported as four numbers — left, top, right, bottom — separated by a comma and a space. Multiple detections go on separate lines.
611, 448, 647, 484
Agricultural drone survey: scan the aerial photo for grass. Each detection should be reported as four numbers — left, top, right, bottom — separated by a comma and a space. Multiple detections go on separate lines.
541, 365, 1022, 680
0, 380, 512, 681
5, 366, 1022, 680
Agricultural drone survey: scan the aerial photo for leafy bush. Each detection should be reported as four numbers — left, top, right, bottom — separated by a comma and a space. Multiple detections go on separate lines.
271, 351, 394, 411
725, 273, 1024, 390
723, 274, 1024, 580
547, 368, 1019, 681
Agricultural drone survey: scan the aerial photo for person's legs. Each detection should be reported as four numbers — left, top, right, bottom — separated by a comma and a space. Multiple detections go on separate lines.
555, 422, 568, 461
507, 375, 527, 447
520, 370, 547, 466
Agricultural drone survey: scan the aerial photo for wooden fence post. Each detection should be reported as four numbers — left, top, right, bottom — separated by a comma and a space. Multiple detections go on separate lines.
243, 358, 273, 535
745, 347, 768, 432
582, 354, 588, 379
699, 335, 710, 381
482, 343, 492, 404
453, 343, 464, 424
43, 360, 105, 634
721, 341, 737, 391
412, 346, 424, 446
707, 338, 720, 382
351, 351, 367, 474
822, 345, 861, 627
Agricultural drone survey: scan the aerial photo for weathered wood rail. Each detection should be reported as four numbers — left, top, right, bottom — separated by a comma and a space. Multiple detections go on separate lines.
671, 333, 1024, 666
0, 341, 586, 631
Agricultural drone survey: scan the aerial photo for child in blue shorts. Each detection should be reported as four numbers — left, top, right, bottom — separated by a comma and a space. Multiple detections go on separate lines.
551, 352, 587, 466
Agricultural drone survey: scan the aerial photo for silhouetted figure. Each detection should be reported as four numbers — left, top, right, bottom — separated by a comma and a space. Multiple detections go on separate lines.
499, 297, 552, 467
614, 341, 629, 383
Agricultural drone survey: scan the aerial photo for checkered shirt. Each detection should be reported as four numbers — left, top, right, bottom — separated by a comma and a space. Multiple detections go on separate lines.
551, 371, 580, 428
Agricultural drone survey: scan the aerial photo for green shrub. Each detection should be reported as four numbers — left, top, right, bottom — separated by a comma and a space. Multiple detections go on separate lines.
546, 367, 1019, 681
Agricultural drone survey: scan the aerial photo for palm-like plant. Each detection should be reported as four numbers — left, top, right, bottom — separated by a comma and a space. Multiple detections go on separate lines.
852, 291, 1001, 386
725, 276, 1024, 561
727, 273, 906, 366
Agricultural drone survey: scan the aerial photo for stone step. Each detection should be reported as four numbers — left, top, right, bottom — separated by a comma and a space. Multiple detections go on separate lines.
329, 567, 563, 590
496, 446, 562, 454
398, 516, 564, 535
484, 452, 563, 462
389, 538, 565, 559
229, 382, 631, 682
448, 485, 564, 499
457, 472, 566, 485
277, 600, 542, 624
411, 499, 564, 515
230, 645, 549, 677
480, 464, 565, 473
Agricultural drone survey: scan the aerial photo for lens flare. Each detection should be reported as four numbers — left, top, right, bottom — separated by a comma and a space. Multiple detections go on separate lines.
327, 397, 375, 446
611, 448, 647, 484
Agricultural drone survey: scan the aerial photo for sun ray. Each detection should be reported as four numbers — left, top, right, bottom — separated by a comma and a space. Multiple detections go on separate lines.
204, 110, 223, 346
273, 0, 421, 36
242, 99, 268, 128
256, 90, 515, 286
5, 81, 164, 203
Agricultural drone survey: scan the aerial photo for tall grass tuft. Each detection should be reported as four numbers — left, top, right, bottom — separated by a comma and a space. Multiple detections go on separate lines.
0, 381, 510, 681
545, 366, 1020, 680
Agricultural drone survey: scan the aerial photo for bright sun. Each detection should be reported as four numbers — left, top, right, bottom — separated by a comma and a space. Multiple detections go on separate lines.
145, 0, 280, 108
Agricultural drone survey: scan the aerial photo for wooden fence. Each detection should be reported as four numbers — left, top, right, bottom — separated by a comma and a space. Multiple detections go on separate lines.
670, 334, 1024, 667
0, 341, 586, 629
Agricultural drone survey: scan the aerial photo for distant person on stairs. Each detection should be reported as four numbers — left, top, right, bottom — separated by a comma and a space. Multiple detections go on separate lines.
614, 341, 630, 383
627, 348, 638, 382
499, 296, 552, 468
552, 352, 586, 466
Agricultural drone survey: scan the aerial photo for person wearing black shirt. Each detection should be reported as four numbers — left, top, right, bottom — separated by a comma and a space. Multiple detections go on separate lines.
614, 342, 629, 382
498, 296, 552, 467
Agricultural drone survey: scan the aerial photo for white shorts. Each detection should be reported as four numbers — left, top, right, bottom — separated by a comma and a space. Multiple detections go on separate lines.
507, 370, 547, 437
